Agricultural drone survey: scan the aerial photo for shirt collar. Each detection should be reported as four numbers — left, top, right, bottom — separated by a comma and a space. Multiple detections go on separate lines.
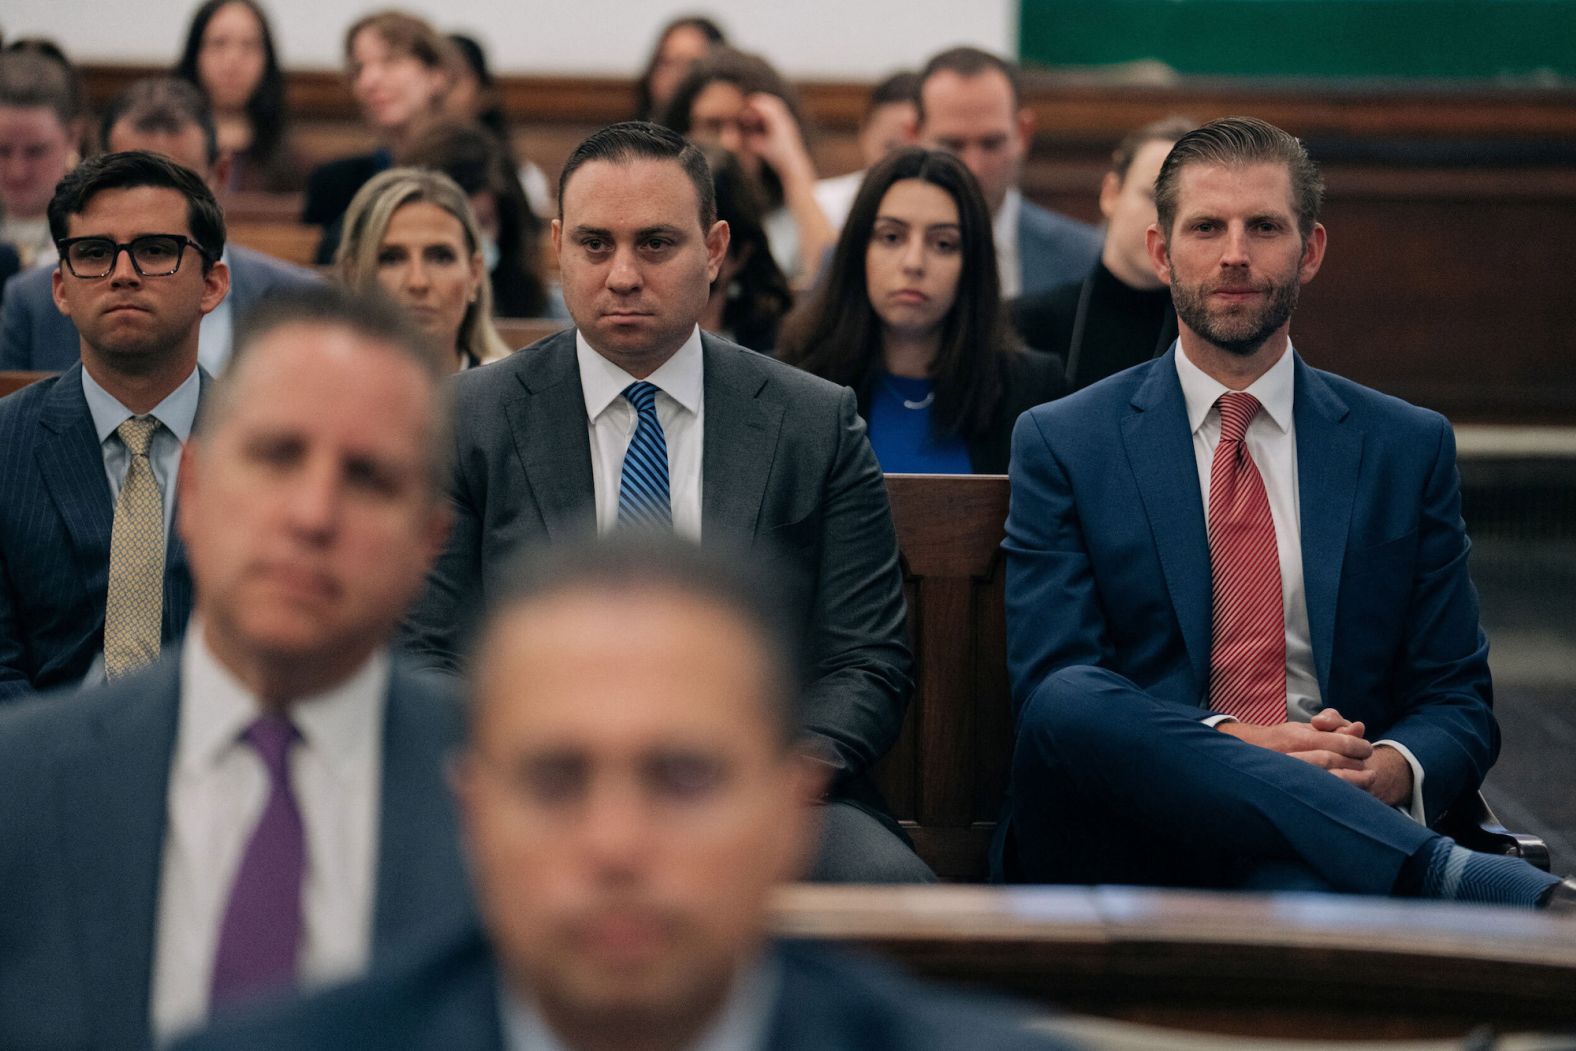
1174, 340, 1296, 436
575, 325, 704, 423
500, 951, 779, 1051
82, 364, 201, 445
175, 621, 389, 784
993, 186, 1022, 254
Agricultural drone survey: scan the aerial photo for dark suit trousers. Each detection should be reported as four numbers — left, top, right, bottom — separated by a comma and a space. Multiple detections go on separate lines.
1005, 666, 1437, 892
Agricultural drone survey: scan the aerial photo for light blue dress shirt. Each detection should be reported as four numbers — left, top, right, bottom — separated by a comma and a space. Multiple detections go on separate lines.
78, 364, 201, 687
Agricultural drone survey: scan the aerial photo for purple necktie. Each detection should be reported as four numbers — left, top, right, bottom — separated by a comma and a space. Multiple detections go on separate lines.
210, 713, 305, 1007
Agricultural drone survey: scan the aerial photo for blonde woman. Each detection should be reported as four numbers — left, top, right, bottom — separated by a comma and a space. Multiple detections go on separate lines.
337, 167, 510, 372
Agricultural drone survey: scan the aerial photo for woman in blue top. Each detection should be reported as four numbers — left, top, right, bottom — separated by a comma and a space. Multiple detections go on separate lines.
777, 147, 1065, 474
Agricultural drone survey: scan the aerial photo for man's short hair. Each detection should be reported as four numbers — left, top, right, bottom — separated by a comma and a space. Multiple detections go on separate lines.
916, 46, 1022, 122
1153, 116, 1325, 241
0, 48, 82, 125
47, 150, 225, 266
478, 531, 802, 746
557, 120, 717, 230
99, 77, 219, 169
1109, 115, 1197, 183
210, 285, 452, 498
866, 70, 919, 120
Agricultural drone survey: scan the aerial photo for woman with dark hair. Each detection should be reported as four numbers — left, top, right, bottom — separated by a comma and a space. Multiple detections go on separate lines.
634, 15, 725, 122
699, 147, 791, 351
778, 147, 1065, 474
174, 0, 298, 191
660, 46, 832, 284
404, 119, 555, 319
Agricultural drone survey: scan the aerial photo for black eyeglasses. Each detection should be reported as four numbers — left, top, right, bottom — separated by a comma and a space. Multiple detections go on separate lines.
56, 235, 212, 279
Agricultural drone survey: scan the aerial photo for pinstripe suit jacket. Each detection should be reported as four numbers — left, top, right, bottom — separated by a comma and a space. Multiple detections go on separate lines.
0, 363, 203, 701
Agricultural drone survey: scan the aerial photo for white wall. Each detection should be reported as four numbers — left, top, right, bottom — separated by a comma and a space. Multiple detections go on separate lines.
5, 0, 1017, 78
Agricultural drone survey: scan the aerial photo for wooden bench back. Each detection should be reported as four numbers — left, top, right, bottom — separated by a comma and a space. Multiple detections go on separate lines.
874, 474, 1015, 879
0, 371, 54, 398
495, 317, 571, 351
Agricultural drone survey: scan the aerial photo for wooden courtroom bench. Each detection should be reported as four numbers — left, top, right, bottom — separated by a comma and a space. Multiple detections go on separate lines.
225, 220, 322, 268
0, 371, 54, 398
875, 474, 1549, 881
495, 316, 570, 351
770, 884, 1576, 1037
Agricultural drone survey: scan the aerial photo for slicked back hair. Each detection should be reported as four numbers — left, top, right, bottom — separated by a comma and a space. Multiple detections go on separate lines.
474, 530, 803, 749
557, 120, 716, 231
47, 150, 225, 268
916, 46, 1022, 124
1153, 116, 1325, 242
213, 284, 454, 500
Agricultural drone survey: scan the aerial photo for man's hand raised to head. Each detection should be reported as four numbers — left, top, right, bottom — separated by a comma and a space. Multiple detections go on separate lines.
1217, 708, 1414, 807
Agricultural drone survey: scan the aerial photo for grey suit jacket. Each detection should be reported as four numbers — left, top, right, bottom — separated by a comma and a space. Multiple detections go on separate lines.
0, 245, 320, 371
1017, 198, 1102, 299
0, 652, 472, 1051
402, 329, 912, 795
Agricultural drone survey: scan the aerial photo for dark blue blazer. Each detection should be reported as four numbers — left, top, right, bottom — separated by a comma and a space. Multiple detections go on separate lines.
1017, 198, 1102, 299
0, 653, 472, 1051
0, 363, 207, 701
0, 245, 320, 371
169, 928, 1072, 1051
1004, 346, 1497, 825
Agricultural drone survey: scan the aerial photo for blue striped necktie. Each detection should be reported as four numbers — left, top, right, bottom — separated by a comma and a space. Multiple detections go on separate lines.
617, 381, 672, 528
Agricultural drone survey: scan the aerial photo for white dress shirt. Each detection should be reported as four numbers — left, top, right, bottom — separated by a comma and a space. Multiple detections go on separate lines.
1175, 343, 1426, 822
576, 326, 704, 539
151, 626, 387, 1041
501, 956, 779, 1051
993, 187, 1023, 300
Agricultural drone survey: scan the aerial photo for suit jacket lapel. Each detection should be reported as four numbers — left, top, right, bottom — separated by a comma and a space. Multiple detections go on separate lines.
1120, 350, 1213, 695
35, 364, 114, 570
55, 659, 181, 1041
1292, 355, 1361, 700
373, 666, 471, 955
502, 333, 596, 541
700, 336, 783, 538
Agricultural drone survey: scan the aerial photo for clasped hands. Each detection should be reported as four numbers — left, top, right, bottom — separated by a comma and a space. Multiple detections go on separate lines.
1217, 709, 1414, 807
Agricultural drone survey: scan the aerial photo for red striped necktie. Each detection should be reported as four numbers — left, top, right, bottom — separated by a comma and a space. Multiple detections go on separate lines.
1207, 391, 1286, 725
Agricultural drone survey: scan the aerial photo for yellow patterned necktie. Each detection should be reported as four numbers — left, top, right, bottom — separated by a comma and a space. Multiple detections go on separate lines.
104, 415, 165, 679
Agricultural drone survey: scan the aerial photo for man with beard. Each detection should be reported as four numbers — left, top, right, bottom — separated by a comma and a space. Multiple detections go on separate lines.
996, 117, 1572, 909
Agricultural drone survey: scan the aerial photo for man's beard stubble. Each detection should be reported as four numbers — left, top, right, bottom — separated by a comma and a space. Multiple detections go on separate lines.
1169, 264, 1300, 358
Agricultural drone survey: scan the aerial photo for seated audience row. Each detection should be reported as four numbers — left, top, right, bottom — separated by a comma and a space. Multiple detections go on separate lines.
1, 78, 318, 375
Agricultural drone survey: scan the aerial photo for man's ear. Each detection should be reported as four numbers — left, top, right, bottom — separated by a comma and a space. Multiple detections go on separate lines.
1144, 223, 1172, 287
200, 258, 231, 315
550, 218, 563, 257
1098, 171, 1122, 222
50, 266, 70, 318
1298, 223, 1327, 285
1015, 106, 1036, 150
704, 220, 731, 285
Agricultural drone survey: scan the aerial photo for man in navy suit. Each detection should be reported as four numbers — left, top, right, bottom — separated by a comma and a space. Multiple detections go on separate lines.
916, 47, 1100, 299
173, 534, 1071, 1051
1000, 117, 1571, 909
0, 78, 318, 374
0, 150, 230, 699
0, 285, 470, 1050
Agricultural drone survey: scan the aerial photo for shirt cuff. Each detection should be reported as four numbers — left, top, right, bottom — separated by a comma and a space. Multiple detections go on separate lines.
1202, 714, 1237, 728
1375, 739, 1426, 824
